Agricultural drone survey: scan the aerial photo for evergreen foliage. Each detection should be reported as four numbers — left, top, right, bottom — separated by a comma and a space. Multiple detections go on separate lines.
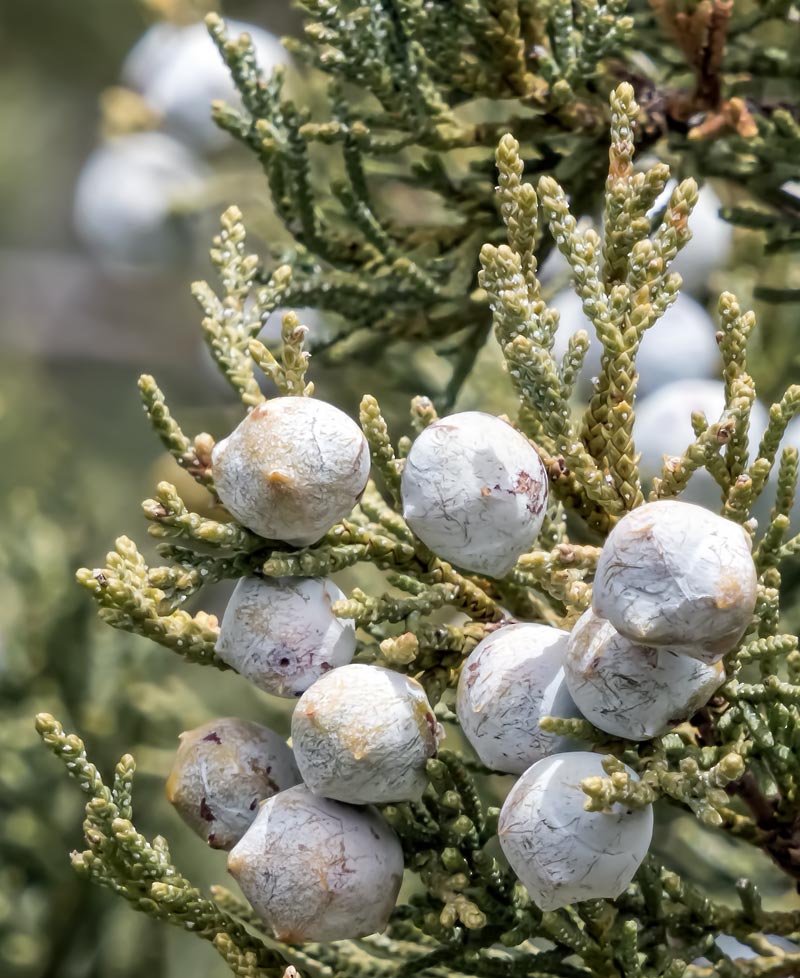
34, 4, 800, 977
203, 0, 800, 405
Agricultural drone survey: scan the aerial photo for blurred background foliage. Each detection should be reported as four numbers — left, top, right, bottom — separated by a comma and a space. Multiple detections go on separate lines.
1, 1, 799, 976
0, 4, 304, 977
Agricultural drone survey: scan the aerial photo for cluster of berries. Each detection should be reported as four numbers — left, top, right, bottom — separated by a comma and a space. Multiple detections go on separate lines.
461, 500, 756, 908
166, 394, 758, 936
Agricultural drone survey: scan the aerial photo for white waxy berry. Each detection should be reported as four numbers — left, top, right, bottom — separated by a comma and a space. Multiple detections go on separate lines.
456, 623, 578, 773
543, 185, 732, 300
198, 307, 327, 396
165, 717, 300, 850
124, 21, 287, 151
498, 751, 653, 909
216, 576, 356, 698
73, 133, 208, 268
121, 21, 185, 91
228, 784, 403, 942
212, 397, 370, 546
565, 609, 725, 740
551, 292, 719, 397
291, 664, 442, 804
401, 412, 548, 577
593, 500, 758, 663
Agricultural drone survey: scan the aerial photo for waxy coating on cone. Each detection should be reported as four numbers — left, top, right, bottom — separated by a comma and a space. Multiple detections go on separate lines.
124, 21, 287, 151
228, 785, 403, 942
550, 291, 719, 396
565, 609, 725, 741
401, 411, 548, 577
212, 397, 370, 546
73, 133, 208, 267
216, 576, 356, 697
457, 622, 578, 773
499, 751, 654, 910
165, 717, 300, 850
592, 500, 758, 662
634, 380, 769, 484
292, 663, 443, 804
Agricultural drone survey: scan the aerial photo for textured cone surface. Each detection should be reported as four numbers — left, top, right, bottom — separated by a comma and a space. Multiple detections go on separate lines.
228, 785, 403, 942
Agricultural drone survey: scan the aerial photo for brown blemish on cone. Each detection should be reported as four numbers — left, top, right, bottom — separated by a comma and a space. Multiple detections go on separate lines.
715, 571, 744, 609
266, 470, 294, 487
514, 470, 545, 515
164, 769, 179, 804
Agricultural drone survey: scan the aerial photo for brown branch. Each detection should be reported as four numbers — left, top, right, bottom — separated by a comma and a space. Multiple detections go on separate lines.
648, 0, 735, 118
695, 705, 800, 889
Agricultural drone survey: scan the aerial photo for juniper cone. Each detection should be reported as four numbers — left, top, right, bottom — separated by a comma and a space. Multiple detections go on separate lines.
32, 3, 800, 978
212, 396, 371, 546
121, 19, 287, 151
227, 785, 405, 943
215, 575, 357, 696
565, 609, 727, 741
593, 500, 759, 661
498, 752, 656, 910
291, 663, 443, 804
400, 411, 549, 576
73, 132, 209, 266
165, 718, 301, 849
456, 622, 577, 773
